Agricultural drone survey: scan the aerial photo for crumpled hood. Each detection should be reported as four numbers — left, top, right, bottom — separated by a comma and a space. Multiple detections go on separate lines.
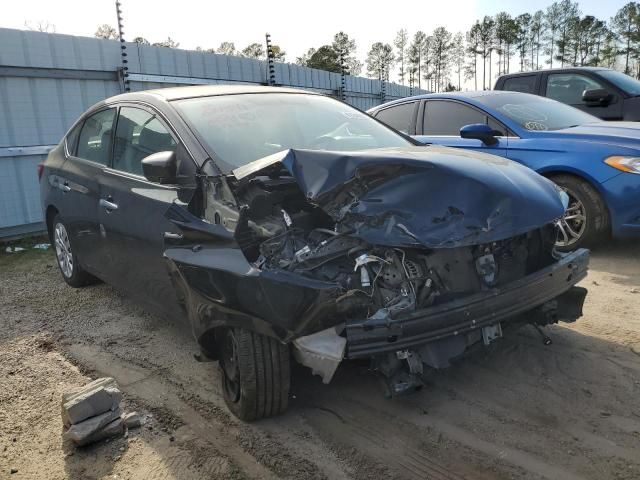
232, 146, 565, 248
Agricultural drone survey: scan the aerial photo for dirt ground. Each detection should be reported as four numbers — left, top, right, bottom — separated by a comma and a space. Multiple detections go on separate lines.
1, 240, 639, 480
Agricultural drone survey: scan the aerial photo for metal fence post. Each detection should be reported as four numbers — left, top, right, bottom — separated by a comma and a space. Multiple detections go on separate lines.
339, 51, 347, 102
265, 33, 276, 86
115, 0, 130, 92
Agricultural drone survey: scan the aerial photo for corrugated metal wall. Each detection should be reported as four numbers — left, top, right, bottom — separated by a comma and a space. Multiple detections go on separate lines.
0, 28, 426, 237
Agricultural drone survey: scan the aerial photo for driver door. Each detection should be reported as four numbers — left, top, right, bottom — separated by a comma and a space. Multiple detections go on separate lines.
97, 104, 184, 315
542, 72, 623, 120
413, 100, 507, 156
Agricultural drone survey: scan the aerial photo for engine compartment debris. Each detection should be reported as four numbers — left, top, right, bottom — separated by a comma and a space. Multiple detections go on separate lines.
61, 377, 140, 447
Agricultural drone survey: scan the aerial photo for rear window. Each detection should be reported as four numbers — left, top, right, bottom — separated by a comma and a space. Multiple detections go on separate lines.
374, 102, 416, 133
65, 122, 82, 156
502, 75, 537, 93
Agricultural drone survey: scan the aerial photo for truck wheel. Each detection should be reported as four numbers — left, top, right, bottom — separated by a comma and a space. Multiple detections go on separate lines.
549, 175, 609, 251
52, 214, 99, 287
219, 328, 290, 421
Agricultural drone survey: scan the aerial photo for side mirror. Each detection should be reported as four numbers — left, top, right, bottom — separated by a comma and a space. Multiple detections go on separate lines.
142, 151, 177, 184
582, 88, 612, 106
460, 123, 498, 146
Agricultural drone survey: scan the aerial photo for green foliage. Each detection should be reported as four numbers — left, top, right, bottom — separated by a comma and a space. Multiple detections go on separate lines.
94, 24, 118, 40
305, 46, 342, 73
216, 42, 236, 56
153, 37, 180, 48
366, 42, 395, 80
394, 29, 409, 84
241, 43, 264, 59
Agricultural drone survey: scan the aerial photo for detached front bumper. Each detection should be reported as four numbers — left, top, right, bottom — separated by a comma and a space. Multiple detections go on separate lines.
345, 248, 589, 359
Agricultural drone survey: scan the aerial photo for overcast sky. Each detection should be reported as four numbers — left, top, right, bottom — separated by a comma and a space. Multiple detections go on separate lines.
3, 0, 632, 84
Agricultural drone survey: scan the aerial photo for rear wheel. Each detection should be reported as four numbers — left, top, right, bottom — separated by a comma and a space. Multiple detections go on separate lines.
550, 175, 609, 251
52, 215, 98, 287
219, 328, 290, 421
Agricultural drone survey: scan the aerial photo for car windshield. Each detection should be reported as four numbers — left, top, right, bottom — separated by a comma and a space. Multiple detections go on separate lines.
475, 93, 599, 131
173, 93, 411, 170
598, 69, 640, 96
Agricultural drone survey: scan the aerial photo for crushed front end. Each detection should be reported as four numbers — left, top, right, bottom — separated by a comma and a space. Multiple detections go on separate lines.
165, 147, 589, 395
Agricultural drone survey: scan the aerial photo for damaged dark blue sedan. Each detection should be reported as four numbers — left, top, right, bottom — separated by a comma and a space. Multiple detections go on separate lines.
40, 86, 589, 421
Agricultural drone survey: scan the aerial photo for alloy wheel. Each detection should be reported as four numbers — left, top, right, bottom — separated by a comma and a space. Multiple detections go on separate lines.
54, 222, 74, 278
220, 329, 241, 402
556, 187, 587, 248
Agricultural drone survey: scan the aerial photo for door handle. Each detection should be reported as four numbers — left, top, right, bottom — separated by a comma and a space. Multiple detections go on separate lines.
60, 182, 71, 193
99, 198, 118, 212
163, 232, 183, 240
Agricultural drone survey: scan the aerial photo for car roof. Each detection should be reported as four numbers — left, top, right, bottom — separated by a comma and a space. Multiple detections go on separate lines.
103, 84, 316, 103
368, 90, 529, 111
497, 66, 610, 79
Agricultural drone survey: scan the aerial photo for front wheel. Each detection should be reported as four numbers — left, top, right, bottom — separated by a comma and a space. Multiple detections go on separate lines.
550, 175, 609, 252
219, 328, 290, 421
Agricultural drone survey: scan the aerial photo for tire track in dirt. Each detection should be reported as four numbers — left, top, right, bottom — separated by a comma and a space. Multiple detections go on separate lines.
66, 343, 280, 480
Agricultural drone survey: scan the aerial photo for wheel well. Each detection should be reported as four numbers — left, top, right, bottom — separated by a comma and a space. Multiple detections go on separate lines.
541, 171, 597, 192
542, 171, 611, 232
45, 206, 59, 243
198, 328, 221, 361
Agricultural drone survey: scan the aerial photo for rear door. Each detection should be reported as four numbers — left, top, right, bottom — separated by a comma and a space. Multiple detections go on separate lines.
56, 107, 116, 274
542, 71, 623, 120
97, 104, 185, 313
414, 100, 508, 156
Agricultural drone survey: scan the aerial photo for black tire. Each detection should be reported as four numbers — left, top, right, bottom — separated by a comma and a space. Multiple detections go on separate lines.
219, 328, 290, 421
549, 174, 609, 252
51, 214, 99, 288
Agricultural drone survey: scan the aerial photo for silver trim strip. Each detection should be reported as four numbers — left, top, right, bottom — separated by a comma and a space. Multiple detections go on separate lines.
0, 145, 55, 158
127, 73, 247, 85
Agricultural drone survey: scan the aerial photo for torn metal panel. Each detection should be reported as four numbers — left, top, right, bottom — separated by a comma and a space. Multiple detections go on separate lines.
163, 205, 348, 342
232, 146, 566, 248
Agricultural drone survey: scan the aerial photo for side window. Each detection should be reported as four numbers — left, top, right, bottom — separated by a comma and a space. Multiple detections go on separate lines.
374, 102, 416, 133
546, 74, 605, 105
423, 101, 486, 136
65, 122, 82, 156
487, 116, 506, 136
502, 75, 537, 93
76, 108, 117, 164
112, 107, 176, 176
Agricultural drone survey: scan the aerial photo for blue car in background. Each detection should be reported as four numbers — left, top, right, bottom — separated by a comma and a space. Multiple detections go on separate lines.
368, 91, 640, 250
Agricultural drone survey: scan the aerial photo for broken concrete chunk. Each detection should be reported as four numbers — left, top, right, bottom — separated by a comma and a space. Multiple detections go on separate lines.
78, 417, 125, 446
61, 377, 122, 426
64, 408, 123, 446
62, 377, 118, 404
122, 411, 141, 429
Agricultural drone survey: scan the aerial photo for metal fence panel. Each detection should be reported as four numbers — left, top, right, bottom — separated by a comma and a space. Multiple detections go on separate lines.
0, 28, 426, 237
0, 154, 46, 229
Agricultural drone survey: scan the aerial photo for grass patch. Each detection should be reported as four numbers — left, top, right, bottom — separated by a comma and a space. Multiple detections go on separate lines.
0, 235, 53, 269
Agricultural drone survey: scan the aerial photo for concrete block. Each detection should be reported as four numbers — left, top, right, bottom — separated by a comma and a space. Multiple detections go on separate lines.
79, 417, 125, 446
63, 408, 122, 446
61, 378, 122, 426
